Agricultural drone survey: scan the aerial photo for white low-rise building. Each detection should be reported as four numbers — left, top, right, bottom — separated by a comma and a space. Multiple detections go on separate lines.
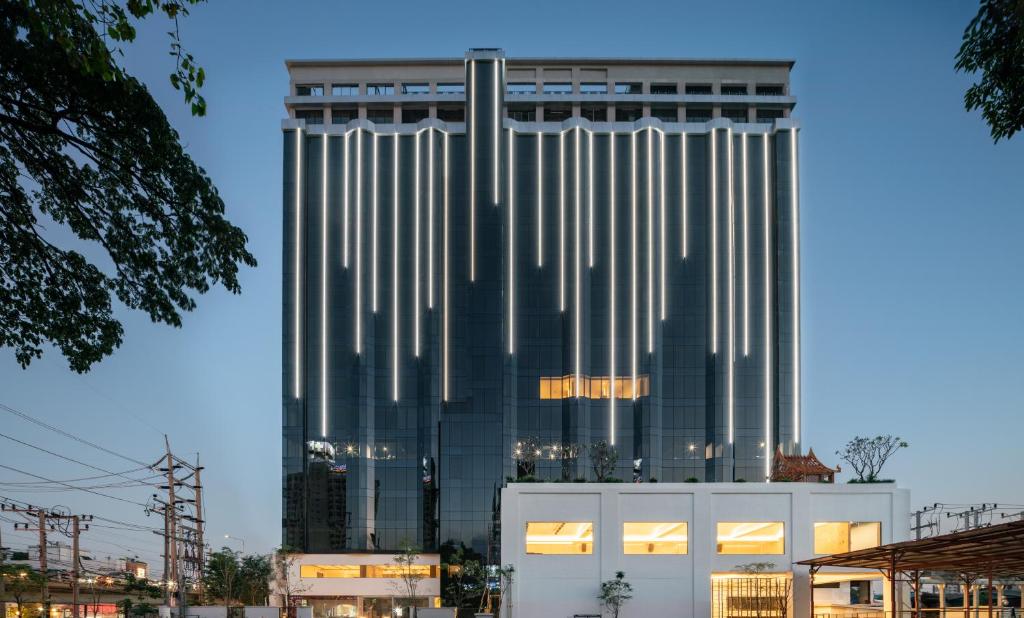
500, 482, 910, 618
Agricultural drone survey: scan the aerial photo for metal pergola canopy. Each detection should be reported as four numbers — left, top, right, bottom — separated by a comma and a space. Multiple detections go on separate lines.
797, 519, 1024, 578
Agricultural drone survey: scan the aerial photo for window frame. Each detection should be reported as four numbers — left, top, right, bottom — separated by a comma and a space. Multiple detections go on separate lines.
715, 521, 786, 555
525, 521, 595, 555
622, 521, 688, 555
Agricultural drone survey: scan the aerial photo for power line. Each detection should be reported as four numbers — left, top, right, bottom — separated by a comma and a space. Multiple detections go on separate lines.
0, 402, 151, 467
0, 463, 149, 507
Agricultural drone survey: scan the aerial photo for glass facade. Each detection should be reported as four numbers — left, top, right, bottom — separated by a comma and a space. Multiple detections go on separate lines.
283, 51, 801, 557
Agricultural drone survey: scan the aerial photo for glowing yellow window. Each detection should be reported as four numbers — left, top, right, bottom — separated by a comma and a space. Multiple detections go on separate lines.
716, 522, 785, 554
814, 522, 881, 554
539, 378, 552, 399
623, 522, 688, 554
525, 522, 594, 554
300, 565, 360, 578
365, 564, 432, 578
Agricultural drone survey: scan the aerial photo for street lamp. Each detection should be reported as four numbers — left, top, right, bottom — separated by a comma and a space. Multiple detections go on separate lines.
223, 534, 246, 554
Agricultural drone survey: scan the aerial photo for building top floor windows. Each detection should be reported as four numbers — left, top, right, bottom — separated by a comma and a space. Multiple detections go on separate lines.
295, 109, 323, 125
507, 82, 537, 95
507, 104, 536, 122
330, 107, 357, 124
543, 82, 573, 95
685, 83, 713, 95
331, 83, 358, 96
614, 82, 642, 95
650, 83, 678, 95
295, 83, 324, 96
756, 108, 785, 122
366, 107, 394, 124
437, 106, 464, 122
401, 83, 430, 95
366, 83, 395, 95
756, 83, 785, 96
580, 104, 607, 122
436, 82, 465, 94
686, 107, 713, 122
544, 104, 572, 122
651, 104, 677, 122
580, 82, 608, 95
722, 106, 749, 123
721, 83, 748, 96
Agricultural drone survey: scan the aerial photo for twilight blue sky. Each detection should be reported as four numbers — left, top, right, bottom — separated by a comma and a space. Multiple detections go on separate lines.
1, 1, 1022, 563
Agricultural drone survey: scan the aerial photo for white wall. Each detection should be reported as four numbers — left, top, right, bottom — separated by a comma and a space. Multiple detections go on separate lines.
501, 482, 910, 618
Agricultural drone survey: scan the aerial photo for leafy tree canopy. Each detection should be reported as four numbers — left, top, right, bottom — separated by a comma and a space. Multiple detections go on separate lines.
955, 0, 1024, 141
1, 0, 255, 372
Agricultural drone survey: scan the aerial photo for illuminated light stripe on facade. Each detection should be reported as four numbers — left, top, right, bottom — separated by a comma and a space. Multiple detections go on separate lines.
727, 127, 735, 445
659, 129, 666, 321
631, 131, 637, 398
588, 130, 594, 268
609, 132, 617, 443
710, 129, 717, 354
508, 127, 515, 355
355, 129, 363, 354
763, 133, 772, 478
414, 130, 421, 357
742, 132, 749, 357
393, 134, 400, 402
321, 134, 329, 437
791, 128, 801, 444
372, 134, 379, 313
428, 128, 434, 309
443, 132, 450, 401
559, 131, 565, 312
294, 127, 302, 400
537, 132, 543, 268
575, 127, 581, 393
494, 60, 500, 205
469, 61, 476, 282
681, 132, 688, 259
647, 128, 654, 353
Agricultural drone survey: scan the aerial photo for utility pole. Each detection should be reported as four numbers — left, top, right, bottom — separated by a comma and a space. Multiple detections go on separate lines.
911, 504, 940, 540
947, 504, 999, 532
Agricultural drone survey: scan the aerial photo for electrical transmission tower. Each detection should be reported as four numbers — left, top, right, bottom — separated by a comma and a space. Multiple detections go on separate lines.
149, 436, 205, 611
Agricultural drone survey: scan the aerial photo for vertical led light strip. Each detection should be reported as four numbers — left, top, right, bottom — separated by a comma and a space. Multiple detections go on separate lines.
320, 134, 328, 436
372, 134, 378, 313
294, 128, 302, 400
428, 129, 434, 309
559, 131, 565, 312
630, 131, 637, 398
469, 61, 476, 282
647, 129, 654, 353
414, 131, 421, 357
343, 132, 349, 268
393, 133, 399, 402
356, 128, 364, 351
537, 132, 544, 267
609, 132, 617, 443
681, 132, 688, 259
443, 133, 450, 401
575, 127, 581, 394
742, 132, 749, 357
763, 133, 772, 478
727, 128, 735, 445
508, 127, 515, 355
791, 128, 801, 444
494, 60, 500, 205
659, 130, 666, 321
588, 130, 594, 268
710, 129, 718, 355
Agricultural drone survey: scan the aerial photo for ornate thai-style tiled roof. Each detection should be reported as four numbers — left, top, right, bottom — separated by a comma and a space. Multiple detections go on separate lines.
770, 446, 839, 482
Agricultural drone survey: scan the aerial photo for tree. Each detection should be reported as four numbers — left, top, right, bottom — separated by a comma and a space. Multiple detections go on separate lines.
1, 0, 256, 373
238, 554, 272, 606
1, 564, 45, 618
726, 563, 791, 618
392, 542, 426, 614
588, 440, 618, 482
598, 571, 633, 618
440, 541, 485, 611
272, 547, 309, 611
204, 548, 240, 606
836, 435, 908, 482
493, 564, 515, 618
512, 437, 542, 478
955, 0, 1024, 142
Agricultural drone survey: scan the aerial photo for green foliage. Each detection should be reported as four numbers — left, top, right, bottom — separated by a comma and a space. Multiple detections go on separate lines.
588, 440, 618, 482
0, 0, 255, 372
1, 564, 46, 611
836, 435, 908, 482
440, 540, 486, 610
204, 547, 240, 606
684, 476, 700, 483
955, 0, 1024, 141
122, 573, 162, 599
597, 571, 633, 618
737, 561, 777, 574
392, 541, 425, 601
238, 554, 273, 605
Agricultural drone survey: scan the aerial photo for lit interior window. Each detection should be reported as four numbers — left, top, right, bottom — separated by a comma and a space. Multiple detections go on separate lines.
526, 522, 594, 555
364, 564, 432, 578
537, 375, 649, 400
814, 522, 881, 554
623, 522, 688, 555
716, 522, 785, 554
711, 572, 792, 618
300, 565, 361, 578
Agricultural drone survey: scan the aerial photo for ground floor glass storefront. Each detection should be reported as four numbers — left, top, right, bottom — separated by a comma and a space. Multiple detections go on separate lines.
300, 596, 435, 618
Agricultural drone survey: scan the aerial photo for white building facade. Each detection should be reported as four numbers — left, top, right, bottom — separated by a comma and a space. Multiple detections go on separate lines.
501, 482, 910, 618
